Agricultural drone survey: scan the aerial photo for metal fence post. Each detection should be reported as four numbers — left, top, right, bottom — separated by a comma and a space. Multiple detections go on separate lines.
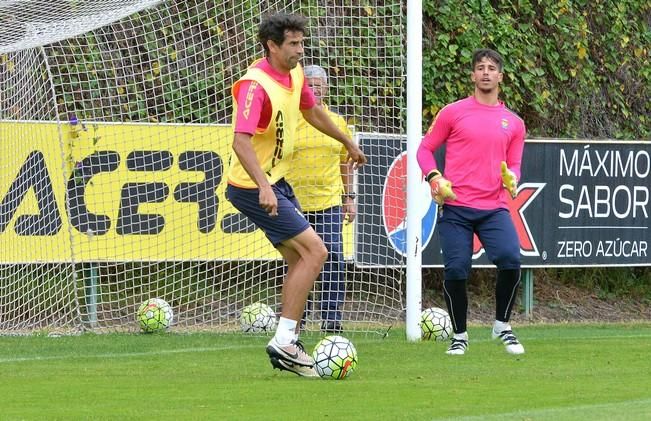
523, 269, 534, 318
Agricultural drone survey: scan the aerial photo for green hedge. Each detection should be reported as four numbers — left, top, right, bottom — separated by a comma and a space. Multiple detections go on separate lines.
423, 0, 650, 139
45, 1, 649, 139
46, 1, 404, 132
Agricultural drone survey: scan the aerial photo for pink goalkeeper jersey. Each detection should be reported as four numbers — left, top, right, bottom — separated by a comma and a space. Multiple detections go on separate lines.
417, 96, 526, 210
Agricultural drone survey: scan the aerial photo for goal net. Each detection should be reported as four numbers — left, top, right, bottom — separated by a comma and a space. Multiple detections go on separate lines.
0, 1, 406, 335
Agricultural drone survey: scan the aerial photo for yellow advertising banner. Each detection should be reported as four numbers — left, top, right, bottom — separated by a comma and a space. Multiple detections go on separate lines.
0, 121, 352, 262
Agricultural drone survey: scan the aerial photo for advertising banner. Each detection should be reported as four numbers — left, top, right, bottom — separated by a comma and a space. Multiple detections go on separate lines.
356, 134, 650, 268
0, 121, 355, 263
2, 122, 646, 267
0, 121, 283, 261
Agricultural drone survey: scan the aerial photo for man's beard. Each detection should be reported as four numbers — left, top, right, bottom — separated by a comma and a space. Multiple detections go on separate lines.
287, 56, 300, 69
477, 86, 496, 94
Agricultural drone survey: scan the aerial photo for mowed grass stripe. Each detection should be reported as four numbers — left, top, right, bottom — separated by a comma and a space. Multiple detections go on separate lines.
0, 344, 262, 364
435, 397, 651, 421
0, 324, 649, 419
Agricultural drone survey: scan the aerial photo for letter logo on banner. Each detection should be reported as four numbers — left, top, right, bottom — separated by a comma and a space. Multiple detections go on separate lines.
382, 151, 437, 256
0, 150, 62, 236
0, 121, 281, 262
472, 183, 546, 258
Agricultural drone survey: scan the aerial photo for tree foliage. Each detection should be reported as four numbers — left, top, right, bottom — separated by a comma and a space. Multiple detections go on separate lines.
8, 1, 647, 139
41, 1, 404, 132
423, 0, 650, 139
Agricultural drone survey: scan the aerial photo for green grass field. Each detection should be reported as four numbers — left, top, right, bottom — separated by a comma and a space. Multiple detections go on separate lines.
2, 323, 651, 420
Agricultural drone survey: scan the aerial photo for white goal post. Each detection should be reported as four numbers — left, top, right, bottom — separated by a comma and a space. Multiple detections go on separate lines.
0, 0, 422, 336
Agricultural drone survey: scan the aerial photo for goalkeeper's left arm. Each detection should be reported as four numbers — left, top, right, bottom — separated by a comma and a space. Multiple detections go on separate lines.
500, 161, 518, 198
501, 121, 525, 200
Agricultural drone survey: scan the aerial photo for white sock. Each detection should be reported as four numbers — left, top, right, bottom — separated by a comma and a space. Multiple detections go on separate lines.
274, 317, 297, 345
493, 320, 511, 333
453, 331, 468, 341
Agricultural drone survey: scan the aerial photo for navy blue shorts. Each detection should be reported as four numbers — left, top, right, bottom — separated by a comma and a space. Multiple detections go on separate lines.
438, 205, 520, 280
226, 178, 310, 246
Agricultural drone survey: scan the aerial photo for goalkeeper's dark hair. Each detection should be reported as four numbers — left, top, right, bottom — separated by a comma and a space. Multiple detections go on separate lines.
472, 48, 504, 72
258, 12, 308, 56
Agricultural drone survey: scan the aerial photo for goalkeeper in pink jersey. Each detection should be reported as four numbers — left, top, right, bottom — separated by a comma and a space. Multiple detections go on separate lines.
417, 48, 526, 355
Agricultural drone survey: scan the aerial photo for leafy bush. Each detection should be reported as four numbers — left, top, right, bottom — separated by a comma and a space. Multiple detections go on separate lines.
43, 1, 649, 139
423, 0, 650, 139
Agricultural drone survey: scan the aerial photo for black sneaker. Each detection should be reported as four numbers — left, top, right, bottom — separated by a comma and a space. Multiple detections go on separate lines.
321, 321, 343, 334
268, 357, 319, 377
266, 338, 318, 377
492, 326, 525, 355
446, 337, 468, 355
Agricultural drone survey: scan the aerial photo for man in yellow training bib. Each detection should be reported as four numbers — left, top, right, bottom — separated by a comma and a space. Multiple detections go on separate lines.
226, 13, 366, 377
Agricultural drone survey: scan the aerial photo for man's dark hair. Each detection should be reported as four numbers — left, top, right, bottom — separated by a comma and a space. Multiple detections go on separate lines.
472, 48, 504, 72
258, 13, 308, 55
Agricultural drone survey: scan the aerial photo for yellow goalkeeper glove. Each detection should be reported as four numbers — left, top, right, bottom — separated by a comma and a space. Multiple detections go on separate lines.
426, 170, 456, 205
500, 161, 518, 198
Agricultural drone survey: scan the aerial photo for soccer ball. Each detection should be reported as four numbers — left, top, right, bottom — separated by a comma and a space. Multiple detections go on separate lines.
312, 335, 358, 380
240, 302, 276, 333
420, 307, 452, 341
137, 298, 173, 333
